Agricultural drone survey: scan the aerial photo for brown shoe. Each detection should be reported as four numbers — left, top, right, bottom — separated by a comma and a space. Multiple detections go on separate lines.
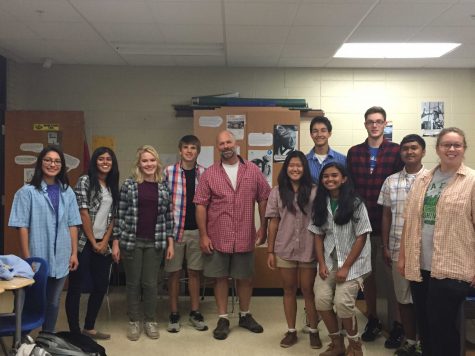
280, 331, 298, 348
345, 337, 363, 356
309, 330, 322, 349
320, 334, 345, 356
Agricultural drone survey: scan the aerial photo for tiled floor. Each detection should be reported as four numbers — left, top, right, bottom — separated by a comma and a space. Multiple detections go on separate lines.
1, 287, 474, 355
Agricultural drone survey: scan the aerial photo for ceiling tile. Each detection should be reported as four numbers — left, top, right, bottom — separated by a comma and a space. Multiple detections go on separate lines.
362, 2, 450, 26
159, 24, 223, 43
294, 3, 374, 26
94, 22, 166, 43
149, 1, 222, 25
0, 19, 40, 39
70, 0, 155, 23
349, 26, 420, 42
225, 2, 299, 26
226, 26, 289, 44
28, 21, 100, 41
411, 26, 475, 42
281, 43, 341, 58
227, 43, 283, 57
429, 3, 475, 26
0, 0, 83, 22
286, 26, 353, 44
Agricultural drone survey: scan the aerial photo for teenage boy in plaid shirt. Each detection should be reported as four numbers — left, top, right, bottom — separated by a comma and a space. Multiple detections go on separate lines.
347, 106, 403, 343
164, 135, 207, 333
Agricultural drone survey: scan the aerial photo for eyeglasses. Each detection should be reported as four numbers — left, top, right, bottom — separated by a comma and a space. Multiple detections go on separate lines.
42, 158, 62, 166
365, 120, 385, 126
438, 143, 464, 150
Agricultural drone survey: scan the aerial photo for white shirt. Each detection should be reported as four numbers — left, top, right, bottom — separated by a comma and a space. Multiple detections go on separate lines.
223, 161, 239, 190
93, 186, 112, 240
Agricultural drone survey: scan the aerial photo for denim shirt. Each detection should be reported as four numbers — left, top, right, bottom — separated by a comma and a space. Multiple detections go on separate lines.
8, 181, 82, 278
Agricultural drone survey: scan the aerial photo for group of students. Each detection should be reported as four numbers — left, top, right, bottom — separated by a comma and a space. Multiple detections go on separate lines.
6, 105, 475, 356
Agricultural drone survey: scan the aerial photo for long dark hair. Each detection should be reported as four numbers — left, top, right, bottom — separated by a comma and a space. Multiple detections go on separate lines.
30, 145, 69, 189
88, 147, 120, 210
277, 150, 313, 214
312, 162, 362, 226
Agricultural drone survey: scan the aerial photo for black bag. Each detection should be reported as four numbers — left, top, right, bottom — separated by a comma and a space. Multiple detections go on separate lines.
35, 332, 107, 356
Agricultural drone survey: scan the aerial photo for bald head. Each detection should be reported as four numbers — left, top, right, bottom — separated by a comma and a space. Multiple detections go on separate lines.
216, 130, 238, 163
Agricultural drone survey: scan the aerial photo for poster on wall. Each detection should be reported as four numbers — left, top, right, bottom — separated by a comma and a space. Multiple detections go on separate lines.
249, 149, 273, 187
273, 124, 298, 162
421, 102, 444, 137
226, 114, 246, 140
384, 121, 393, 141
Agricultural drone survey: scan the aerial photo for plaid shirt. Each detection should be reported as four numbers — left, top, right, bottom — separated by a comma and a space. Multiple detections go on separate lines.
347, 139, 403, 235
403, 164, 475, 283
377, 167, 427, 261
74, 175, 114, 253
113, 178, 174, 251
306, 147, 347, 183
194, 156, 271, 253
164, 162, 205, 242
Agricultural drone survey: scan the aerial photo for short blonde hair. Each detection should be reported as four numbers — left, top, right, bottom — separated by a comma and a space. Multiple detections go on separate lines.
132, 145, 163, 183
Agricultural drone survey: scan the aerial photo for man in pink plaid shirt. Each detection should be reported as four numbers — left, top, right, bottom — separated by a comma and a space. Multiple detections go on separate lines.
194, 130, 271, 340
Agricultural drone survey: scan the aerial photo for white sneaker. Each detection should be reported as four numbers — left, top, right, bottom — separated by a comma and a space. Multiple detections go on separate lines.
144, 321, 160, 339
127, 321, 141, 341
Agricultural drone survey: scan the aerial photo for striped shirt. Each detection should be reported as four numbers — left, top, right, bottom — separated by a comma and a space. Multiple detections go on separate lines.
306, 147, 347, 183
347, 139, 403, 235
308, 198, 372, 281
164, 162, 205, 242
74, 175, 114, 253
112, 178, 174, 251
377, 166, 427, 261
402, 163, 475, 283
194, 156, 271, 253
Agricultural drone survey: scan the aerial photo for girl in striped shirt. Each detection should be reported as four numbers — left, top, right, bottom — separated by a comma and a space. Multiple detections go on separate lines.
309, 162, 372, 356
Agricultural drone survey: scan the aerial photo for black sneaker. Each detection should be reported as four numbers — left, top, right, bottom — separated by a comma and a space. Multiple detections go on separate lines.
189, 310, 208, 331
361, 316, 382, 341
238, 313, 263, 333
385, 321, 404, 349
167, 312, 181, 333
213, 317, 230, 340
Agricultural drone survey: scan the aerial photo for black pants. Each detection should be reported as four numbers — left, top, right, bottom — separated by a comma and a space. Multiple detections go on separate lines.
65, 240, 112, 333
410, 270, 469, 356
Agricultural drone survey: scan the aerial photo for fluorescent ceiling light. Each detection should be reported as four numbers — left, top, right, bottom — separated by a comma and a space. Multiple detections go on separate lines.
334, 43, 460, 58
114, 43, 224, 56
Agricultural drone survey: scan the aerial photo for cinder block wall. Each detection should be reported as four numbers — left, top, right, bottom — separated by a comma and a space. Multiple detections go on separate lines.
7, 62, 475, 176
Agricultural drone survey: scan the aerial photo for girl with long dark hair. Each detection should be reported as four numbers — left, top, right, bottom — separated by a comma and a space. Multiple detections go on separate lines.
265, 151, 321, 349
65, 146, 120, 339
9, 145, 82, 332
309, 162, 372, 356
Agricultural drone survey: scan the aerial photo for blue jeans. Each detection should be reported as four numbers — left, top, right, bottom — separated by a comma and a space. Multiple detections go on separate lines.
43, 276, 67, 333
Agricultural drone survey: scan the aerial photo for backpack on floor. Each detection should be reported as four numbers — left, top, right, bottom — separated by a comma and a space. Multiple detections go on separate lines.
15, 335, 52, 356
35, 332, 107, 356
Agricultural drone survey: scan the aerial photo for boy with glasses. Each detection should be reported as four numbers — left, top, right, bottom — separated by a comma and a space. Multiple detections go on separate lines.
347, 106, 403, 344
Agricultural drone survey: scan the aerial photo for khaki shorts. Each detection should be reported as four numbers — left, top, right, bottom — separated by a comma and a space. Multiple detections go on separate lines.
203, 250, 254, 280
276, 255, 317, 269
314, 270, 364, 319
391, 262, 413, 304
164, 230, 203, 273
